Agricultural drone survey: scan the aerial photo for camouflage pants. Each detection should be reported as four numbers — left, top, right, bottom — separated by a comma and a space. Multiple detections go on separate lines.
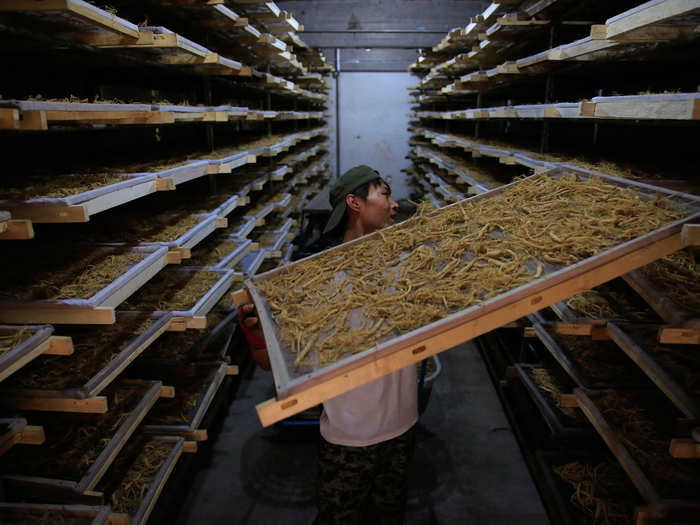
316, 426, 415, 525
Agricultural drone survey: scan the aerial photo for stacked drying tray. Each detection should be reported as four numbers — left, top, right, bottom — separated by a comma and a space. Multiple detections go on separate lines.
0, 0, 331, 522
408, 1, 700, 523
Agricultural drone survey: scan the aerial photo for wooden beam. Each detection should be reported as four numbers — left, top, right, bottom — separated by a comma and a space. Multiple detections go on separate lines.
0, 220, 34, 240
166, 251, 183, 264
0, 306, 115, 325
681, 224, 700, 246
185, 429, 208, 441
232, 288, 252, 307
256, 233, 686, 426
658, 327, 700, 345
44, 336, 74, 356
669, 438, 700, 458
183, 441, 198, 453
17, 425, 45, 445
226, 365, 239, 375
4, 205, 89, 223
159, 386, 176, 398
0, 396, 108, 413
559, 394, 579, 408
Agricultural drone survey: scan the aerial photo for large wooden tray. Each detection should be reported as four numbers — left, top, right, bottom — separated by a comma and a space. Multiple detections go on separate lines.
2, 380, 164, 494
0, 245, 169, 325
242, 167, 700, 425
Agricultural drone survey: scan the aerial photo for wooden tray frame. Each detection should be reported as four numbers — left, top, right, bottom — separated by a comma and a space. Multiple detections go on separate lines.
0, 313, 172, 400
606, 322, 700, 419
0, 324, 57, 382
243, 167, 700, 425
0, 245, 169, 325
2, 379, 164, 493
574, 388, 700, 516
0, 503, 112, 525
142, 362, 228, 435
513, 364, 594, 440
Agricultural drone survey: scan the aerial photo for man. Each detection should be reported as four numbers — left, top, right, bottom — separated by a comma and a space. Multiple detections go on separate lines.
240, 165, 417, 525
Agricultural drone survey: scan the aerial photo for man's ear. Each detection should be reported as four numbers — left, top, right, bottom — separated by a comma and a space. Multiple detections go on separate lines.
346, 193, 361, 213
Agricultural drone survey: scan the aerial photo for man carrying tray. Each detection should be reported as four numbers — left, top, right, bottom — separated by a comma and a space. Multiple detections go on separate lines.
239, 165, 417, 525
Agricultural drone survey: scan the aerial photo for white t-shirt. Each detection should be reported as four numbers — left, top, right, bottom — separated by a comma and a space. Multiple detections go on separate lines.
319, 365, 418, 447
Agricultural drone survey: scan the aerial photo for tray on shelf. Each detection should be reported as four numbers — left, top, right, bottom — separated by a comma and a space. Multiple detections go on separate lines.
187, 235, 256, 269
575, 388, 700, 516
0, 418, 44, 456
513, 363, 593, 440
2, 380, 164, 494
96, 434, 184, 525
118, 267, 238, 321
141, 362, 229, 435
0, 313, 172, 400
0, 245, 169, 325
0, 324, 58, 383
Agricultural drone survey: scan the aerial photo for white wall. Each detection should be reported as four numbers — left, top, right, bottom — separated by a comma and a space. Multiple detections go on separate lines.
338, 72, 414, 201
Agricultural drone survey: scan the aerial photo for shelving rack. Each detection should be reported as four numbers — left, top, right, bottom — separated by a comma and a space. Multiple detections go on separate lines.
0, 0, 329, 515
408, 1, 700, 523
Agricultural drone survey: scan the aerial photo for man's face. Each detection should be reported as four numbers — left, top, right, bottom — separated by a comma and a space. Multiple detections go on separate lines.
357, 182, 398, 233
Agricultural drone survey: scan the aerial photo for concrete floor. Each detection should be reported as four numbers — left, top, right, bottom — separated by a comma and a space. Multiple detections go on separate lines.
174, 341, 549, 525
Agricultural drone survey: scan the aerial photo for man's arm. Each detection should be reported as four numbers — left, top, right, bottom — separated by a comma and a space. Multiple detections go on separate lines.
238, 303, 271, 371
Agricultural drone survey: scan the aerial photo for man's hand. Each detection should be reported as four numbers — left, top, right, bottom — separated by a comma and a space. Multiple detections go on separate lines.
238, 303, 271, 371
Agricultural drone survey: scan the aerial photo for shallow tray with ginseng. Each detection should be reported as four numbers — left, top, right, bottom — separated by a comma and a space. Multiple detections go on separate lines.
95, 434, 183, 525
513, 363, 594, 440
1, 380, 165, 495
133, 295, 237, 366
574, 389, 700, 522
94, 211, 223, 258
533, 323, 656, 390
0, 244, 169, 325
0, 171, 162, 224
549, 277, 664, 330
0, 503, 113, 525
622, 247, 700, 345
186, 234, 256, 270
240, 167, 700, 426
117, 267, 238, 329
535, 450, 646, 525
0, 314, 172, 407
605, 323, 700, 421
139, 362, 229, 438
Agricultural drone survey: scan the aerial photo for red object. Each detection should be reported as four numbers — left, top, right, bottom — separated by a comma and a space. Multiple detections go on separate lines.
238, 311, 266, 350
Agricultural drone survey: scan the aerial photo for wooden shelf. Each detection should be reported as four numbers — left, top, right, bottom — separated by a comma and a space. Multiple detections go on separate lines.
0, 503, 112, 525
415, 92, 700, 121
95, 434, 184, 525
0, 313, 172, 400
574, 388, 700, 515
142, 362, 228, 436
1, 379, 163, 495
0, 245, 170, 325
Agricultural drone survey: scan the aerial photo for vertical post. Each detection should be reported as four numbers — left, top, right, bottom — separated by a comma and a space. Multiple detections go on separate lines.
335, 47, 341, 179
593, 88, 602, 145
540, 25, 557, 155
266, 63, 272, 138
203, 77, 217, 193
474, 91, 482, 139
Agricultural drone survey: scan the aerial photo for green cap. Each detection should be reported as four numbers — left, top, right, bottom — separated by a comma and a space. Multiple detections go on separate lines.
323, 165, 381, 234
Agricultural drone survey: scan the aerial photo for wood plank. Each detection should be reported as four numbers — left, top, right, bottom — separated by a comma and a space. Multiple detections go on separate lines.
159, 386, 176, 398
183, 441, 198, 453
622, 270, 686, 325
596, 0, 700, 41
681, 223, 700, 246
4, 205, 89, 223
658, 327, 700, 345
185, 429, 207, 441
0, 306, 115, 325
16, 425, 45, 445
0, 396, 108, 413
669, 438, 700, 458
0, 220, 34, 240
44, 336, 74, 355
